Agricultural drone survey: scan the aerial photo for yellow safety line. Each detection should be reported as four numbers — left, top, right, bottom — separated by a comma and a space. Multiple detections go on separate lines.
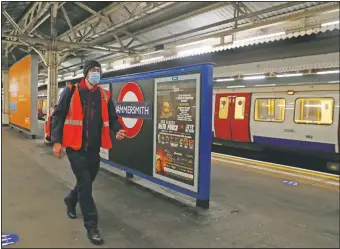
212, 158, 339, 192
212, 153, 340, 182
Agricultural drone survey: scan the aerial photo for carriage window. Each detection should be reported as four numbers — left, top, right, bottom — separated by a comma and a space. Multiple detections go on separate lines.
254, 98, 285, 122
294, 98, 334, 125
218, 97, 229, 119
234, 97, 246, 120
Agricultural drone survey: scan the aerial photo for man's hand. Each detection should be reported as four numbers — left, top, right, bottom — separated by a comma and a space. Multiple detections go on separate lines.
116, 130, 126, 140
53, 143, 63, 158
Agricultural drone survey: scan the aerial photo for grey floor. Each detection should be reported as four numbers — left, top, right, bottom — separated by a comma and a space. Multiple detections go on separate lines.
2, 127, 339, 248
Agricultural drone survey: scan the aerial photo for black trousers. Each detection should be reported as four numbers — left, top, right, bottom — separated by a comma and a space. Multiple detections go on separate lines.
66, 147, 101, 229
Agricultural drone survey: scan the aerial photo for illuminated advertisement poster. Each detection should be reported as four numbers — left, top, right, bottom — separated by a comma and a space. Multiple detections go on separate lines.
99, 84, 110, 160
153, 74, 201, 192
9, 56, 32, 130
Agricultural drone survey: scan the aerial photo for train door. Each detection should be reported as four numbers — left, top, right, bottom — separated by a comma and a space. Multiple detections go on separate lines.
230, 93, 251, 142
214, 94, 232, 140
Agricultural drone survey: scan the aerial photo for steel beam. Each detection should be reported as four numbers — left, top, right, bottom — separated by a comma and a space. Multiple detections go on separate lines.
2, 34, 130, 53
2, 11, 25, 35
61, 5, 78, 41
74, 2, 111, 25
47, 3, 61, 112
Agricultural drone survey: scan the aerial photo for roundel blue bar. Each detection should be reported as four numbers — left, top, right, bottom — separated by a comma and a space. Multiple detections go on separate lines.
2, 233, 20, 247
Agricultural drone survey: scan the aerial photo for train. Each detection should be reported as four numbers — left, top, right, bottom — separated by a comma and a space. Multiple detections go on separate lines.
212, 83, 340, 170
38, 79, 339, 171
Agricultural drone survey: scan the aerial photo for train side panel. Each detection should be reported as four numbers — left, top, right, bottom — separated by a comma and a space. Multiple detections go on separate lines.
249, 90, 339, 154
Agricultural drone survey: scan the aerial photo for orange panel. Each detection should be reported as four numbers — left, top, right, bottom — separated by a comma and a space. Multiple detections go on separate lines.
8, 56, 31, 130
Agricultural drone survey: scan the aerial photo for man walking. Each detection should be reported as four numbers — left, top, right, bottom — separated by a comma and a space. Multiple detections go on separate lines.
51, 60, 126, 245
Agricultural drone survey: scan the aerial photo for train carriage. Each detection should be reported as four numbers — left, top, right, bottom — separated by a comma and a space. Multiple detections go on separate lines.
213, 83, 340, 165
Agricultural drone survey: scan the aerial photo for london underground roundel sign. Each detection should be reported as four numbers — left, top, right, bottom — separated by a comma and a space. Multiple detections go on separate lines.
116, 82, 152, 138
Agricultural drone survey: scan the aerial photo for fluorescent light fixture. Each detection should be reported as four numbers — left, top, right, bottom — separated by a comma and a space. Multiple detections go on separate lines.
255, 84, 276, 87
234, 32, 285, 44
140, 56, 164, 63
243, 75, 266, 80
176, 39, 213, 48
215, 78, 235, 82
177, 46, 212, 56
114, 63, 131, 69
143, 50, 164, 56
316, 70, 339, 75
276, 73, 303, 78
321, 20, 339, 26
58, 75, 63, 78
227, 85, 245, 88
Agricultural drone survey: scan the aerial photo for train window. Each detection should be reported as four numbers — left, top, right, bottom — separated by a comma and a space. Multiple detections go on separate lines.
234, 97, 246, 120
254, 98, 285, 122
218, 97, 229, 119
294, 98, 334, 125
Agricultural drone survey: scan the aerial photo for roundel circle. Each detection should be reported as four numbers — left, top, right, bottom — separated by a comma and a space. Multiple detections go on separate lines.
117, 82, 144, 138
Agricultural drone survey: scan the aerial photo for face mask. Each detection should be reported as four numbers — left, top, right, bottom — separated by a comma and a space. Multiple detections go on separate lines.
88, 72, 101, 85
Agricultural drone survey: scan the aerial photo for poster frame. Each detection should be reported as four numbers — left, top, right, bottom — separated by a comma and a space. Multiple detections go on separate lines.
153, 74, 201, 193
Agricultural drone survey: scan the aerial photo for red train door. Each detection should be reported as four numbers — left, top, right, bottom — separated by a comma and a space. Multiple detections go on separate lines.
230, 93, 251, 142
214, 94, 232, 140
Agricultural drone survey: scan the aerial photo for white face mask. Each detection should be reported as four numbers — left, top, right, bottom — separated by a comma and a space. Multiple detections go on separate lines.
87, 72, 101, 85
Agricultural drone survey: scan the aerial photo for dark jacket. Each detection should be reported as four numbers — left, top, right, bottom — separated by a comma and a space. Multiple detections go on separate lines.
51, 79, 122, 152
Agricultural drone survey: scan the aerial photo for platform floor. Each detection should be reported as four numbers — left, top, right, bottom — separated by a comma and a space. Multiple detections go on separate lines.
2, 127, 339, 248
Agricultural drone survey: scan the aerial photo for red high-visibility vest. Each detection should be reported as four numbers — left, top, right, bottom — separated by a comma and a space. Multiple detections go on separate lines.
62, 83, 112, 150
44, 115, 51, 137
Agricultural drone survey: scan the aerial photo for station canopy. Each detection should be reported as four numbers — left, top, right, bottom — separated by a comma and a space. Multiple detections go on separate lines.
1, 1, 339, 77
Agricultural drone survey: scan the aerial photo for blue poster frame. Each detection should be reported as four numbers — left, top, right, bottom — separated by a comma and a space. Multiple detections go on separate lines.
99, 63, 214, 208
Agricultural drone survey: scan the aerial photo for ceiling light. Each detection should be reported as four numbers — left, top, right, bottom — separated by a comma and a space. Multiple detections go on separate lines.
227, 85, 245, 88
255, 84, 276, 87
140, 56, 164, 63
215, 78, 235, 82
143, 50, 164, 56
243, 75, 266, 80
177, 46, 212, 56
234, 32, 285, 44
176, 39, 213, 48
316, 70, 339, 75
321, 20, 339, 27
276, 73, 303, 77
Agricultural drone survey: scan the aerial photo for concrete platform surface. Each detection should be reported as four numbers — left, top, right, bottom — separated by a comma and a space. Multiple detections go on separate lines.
2, 127, 339, 248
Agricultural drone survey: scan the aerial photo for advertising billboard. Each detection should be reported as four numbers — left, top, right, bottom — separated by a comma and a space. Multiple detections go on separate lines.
153, 74, 201, 192
8, 55, 38, 136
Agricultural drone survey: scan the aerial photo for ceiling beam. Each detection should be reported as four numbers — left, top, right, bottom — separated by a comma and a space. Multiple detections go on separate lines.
89, 2, 229, 47
61, 5, 78, 41
2, 11, 25, 35
126, 2, 310, 50
2, 34, 131, 53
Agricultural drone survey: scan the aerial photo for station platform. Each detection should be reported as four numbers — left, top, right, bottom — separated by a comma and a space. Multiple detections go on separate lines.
2, 127, 339, 248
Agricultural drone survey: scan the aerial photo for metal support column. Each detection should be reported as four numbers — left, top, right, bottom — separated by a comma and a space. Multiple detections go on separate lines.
47, 51, 59, 115
46, 3, 59, 116
2, 50, 10, 125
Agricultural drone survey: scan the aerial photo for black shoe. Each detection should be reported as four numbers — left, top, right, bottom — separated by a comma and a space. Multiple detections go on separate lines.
87, 228, 104, 245
64, 197, 76, 219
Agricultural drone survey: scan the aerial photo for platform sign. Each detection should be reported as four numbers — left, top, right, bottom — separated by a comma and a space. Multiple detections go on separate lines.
100, 63, 214, 208
153, 74, 200, 192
